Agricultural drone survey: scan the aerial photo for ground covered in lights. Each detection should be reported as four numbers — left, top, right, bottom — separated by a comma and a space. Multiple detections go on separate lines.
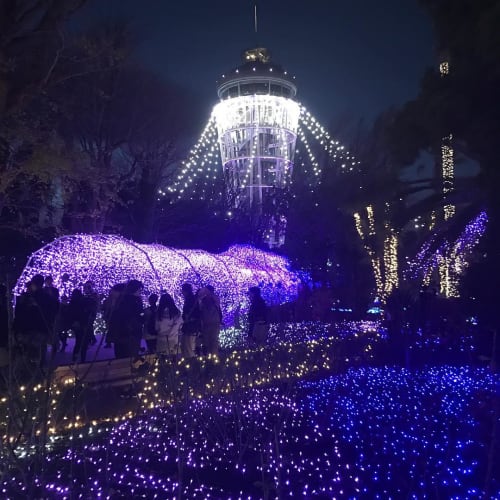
3, 365, 498, 498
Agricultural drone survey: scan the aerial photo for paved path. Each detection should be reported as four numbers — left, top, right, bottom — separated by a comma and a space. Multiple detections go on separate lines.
50, 333, 148, 366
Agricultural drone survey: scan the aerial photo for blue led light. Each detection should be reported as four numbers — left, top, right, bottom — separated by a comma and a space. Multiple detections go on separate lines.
1, 366, 497, 497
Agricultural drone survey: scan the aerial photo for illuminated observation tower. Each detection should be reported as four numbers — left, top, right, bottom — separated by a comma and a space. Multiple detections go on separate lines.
163, 46, 359, 248
214, 47, 300, 243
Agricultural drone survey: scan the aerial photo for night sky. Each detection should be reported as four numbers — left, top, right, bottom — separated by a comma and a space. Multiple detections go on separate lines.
75, 0, 435, 134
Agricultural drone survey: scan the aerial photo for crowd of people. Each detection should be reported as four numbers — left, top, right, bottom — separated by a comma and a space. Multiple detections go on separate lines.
0, 275, 270, 370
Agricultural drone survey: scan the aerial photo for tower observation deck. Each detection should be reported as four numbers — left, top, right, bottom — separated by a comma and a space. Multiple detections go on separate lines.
214, 48, 300, 244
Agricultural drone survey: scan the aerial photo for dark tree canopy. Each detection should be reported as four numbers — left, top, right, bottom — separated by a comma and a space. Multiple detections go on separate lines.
386, 0, 500, 322
391, 0, 500, 186
0, 10, 203, 256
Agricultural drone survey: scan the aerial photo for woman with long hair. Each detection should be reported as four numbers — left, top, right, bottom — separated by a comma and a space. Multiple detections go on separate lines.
155, 293, 182, 357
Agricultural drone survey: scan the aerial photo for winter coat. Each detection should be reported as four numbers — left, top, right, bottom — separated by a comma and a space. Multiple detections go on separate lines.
155, 311, 182, 354
181, 293, 201, 335
109, 294, 144, 343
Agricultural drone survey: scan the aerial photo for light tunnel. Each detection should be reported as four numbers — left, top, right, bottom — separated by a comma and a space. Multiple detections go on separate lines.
14, 234, 303, 325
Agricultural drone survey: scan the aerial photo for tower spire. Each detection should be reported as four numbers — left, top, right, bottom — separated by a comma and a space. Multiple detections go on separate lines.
254, 2, 258, 45
254, 4, 257, 34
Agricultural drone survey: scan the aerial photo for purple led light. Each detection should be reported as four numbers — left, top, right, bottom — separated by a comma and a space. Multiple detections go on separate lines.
14, 234, 304, 324
2, 366, 496, 497
406, 211, 487, 281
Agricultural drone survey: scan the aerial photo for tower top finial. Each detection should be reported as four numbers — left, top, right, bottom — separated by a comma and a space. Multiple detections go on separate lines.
242, 47, 270, 63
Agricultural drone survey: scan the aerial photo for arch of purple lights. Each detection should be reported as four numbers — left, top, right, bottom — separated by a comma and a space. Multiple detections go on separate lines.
14, 234, 304, 324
